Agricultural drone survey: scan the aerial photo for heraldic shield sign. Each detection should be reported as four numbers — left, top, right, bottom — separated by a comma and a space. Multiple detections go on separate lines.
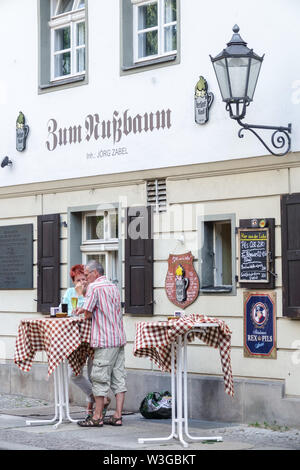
165, 252, 200, 309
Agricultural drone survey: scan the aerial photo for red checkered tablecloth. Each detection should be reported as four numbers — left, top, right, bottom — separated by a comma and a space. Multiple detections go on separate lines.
14, 317, 93, 376
134, 313, 234, 397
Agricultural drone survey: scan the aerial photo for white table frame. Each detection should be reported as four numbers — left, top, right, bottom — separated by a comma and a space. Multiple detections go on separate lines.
26, 359, 78, 429
138, 323, 223, 448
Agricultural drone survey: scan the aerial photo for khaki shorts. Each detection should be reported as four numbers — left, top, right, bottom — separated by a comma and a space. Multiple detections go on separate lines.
91, 346, 127, 397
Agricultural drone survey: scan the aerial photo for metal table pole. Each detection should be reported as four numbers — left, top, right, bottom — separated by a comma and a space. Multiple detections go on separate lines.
138, 342, 178, 445
183, 325, 222, 443
26, 359, 78, 428
138, 323, 224, 448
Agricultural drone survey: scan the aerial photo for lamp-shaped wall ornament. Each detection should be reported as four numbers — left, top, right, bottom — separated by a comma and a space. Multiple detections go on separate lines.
210, 25, 291, 156
16, 111, 29, 152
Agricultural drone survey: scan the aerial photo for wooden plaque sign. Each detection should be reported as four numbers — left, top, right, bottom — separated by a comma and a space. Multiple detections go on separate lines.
238, 228, 269, 283
165, 252, 199, 309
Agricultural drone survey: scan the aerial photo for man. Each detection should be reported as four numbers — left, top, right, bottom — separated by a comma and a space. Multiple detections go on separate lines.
77, 260, 127, 427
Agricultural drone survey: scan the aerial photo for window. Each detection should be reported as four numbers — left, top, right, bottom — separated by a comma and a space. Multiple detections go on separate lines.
50, 0, 86, 81
133, 0, 177, 62
39, 0, 87, 91
81, 210, 119, 284
199, 214, 236, 294
121, 0, 179, 72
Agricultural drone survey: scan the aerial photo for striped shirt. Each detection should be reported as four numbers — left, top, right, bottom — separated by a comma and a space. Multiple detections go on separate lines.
83, 276, 126, 349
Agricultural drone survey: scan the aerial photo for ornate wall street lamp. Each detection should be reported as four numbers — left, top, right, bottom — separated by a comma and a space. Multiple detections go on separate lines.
210, 25, 292, 156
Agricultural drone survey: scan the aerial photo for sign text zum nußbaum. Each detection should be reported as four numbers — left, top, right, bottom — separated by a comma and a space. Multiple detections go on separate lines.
46, 109, 172, 151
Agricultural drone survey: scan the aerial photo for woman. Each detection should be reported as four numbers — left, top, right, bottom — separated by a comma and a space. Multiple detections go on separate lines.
61, 264, 86, 316
62, 264, 110, 419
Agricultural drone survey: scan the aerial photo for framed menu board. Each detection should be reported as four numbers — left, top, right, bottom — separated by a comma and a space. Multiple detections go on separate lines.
238, 227, 269, 283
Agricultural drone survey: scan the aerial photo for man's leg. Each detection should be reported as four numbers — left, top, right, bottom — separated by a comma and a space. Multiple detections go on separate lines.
110, 346, 127, 423
90, 348, 117, 422
113, 391, 125, 422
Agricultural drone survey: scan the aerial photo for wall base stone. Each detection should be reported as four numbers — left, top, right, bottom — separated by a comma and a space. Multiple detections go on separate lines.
1, 362, 299, 427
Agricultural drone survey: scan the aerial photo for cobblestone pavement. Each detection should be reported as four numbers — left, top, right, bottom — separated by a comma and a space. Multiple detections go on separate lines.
0, 393, 300, 451
0, 393, 49, 409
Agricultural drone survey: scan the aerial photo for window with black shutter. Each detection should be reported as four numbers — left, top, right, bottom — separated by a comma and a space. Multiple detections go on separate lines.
281, 194, 300, 318
37, 214, 60, 313
125, 206, 153, 315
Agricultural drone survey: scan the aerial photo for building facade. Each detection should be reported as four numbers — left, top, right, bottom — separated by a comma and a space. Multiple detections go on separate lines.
0, 0, 300, 425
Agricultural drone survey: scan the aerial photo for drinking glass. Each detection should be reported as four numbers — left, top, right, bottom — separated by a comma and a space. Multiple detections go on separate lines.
71, 297, 78, 313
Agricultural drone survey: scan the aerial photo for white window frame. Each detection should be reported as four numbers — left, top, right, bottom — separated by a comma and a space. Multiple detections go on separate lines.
133, 0, 177, 64
49, 0, 86, 82
81, 210, 119, 284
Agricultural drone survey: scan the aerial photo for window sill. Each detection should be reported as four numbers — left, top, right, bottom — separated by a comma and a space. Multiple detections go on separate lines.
201, 286, 233, 294
39, 74, 86, 91
122, 54, 177, 71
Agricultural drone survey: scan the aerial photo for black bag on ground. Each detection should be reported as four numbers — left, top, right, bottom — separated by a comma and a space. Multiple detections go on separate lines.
139, 391, 172, 419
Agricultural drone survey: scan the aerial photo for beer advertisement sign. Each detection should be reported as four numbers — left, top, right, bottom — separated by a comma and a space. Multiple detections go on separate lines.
244, 291, 276, 359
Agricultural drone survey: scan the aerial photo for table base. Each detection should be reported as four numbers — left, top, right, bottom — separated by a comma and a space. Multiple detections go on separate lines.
138, 325, 223, 448
26, 359, 78, 429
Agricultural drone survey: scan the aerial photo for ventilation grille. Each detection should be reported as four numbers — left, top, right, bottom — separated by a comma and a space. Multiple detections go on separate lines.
147, 179, 167, 213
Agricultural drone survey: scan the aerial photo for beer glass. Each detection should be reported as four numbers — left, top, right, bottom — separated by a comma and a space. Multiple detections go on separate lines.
71, 297, 78, 313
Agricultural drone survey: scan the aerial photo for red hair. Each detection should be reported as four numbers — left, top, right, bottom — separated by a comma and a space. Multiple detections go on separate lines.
70, 264, 84, 282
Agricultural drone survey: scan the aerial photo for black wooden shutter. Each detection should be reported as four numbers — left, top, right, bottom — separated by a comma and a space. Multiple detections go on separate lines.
125, 206, 153, 315
281, 194, 300, 318
37, 214, 60, 313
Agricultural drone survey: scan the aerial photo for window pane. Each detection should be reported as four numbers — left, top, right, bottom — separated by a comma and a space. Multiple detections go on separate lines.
86, 254, 106, 273
78, 0, 85, 8
57, 0, 74, 14
76, 22, 85, 46
86, 216, 105, 240
138, 30, 158, 58
164, 0, 176, 23
76, 48, 85, 73
55, 27, 70, 51
221, 223, 232, 285
227, 57, 249, 99
110, 213, 118, 239
164, 24, 177, 52
138, 3, 158, 30
55, 52, 71, 76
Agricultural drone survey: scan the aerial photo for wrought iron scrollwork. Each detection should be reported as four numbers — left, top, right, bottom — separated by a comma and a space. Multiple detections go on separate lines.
236, 120, 292, 156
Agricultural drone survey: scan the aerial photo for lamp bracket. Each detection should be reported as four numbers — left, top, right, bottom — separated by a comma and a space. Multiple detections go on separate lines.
236, 119, 292, 156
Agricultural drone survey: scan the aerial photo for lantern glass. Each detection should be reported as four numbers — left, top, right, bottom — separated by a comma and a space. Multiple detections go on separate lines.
213, 58, 231, 101
227, 57, 250, 100
247, 58, 262, 100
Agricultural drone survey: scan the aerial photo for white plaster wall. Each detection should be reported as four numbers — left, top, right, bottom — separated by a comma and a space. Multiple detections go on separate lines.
2, 165, 299, 394
0, 0, 298, 187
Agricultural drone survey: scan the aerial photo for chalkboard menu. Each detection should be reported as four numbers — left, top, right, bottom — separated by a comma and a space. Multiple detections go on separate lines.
0, 224, 33, 289
238, 228, 269, 283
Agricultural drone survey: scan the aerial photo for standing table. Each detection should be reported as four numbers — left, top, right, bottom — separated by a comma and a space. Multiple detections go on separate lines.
134, 314, 234, 448
14, 317, 93, 429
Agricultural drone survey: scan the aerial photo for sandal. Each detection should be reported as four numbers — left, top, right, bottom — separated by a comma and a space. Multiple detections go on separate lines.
104, 416, 122, 426
77, 417, 104, 427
